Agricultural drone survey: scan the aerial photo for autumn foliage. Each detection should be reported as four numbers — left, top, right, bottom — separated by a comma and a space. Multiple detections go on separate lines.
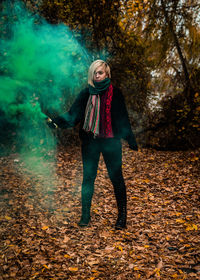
0, 144, 199, 279
21, 0, 200, 150
0, 2, 200, 279
0, 0, 199, 150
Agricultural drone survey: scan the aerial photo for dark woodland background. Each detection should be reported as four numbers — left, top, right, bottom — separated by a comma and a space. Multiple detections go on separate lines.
0, 0, 199, 152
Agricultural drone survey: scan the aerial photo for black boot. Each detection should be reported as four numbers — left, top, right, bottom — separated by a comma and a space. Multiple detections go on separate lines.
78, 213, 90, 227
114, 184, 127, 230
115, 204, 127, 230
78, 201, 91, 227
78, 186, 92, 227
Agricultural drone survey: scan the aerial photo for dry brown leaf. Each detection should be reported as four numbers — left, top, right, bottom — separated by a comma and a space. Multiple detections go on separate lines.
68, 267, 78, 272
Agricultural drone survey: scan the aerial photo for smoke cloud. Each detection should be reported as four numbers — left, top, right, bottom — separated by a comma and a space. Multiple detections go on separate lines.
0, 1, 90, 206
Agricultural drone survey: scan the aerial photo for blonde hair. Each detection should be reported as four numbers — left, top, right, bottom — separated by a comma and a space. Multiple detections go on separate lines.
88, 60, 111, 86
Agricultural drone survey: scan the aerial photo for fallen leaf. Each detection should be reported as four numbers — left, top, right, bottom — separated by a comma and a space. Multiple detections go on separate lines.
42, 226, 49, 230
63, 236, 70, 243
68, 267, 78, 272
64, 254, 71, 259
5, 216, 12, 220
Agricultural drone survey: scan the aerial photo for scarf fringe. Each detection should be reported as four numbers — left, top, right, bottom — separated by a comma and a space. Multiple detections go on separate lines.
83, 95, 100, 136
83, 84, 113, 137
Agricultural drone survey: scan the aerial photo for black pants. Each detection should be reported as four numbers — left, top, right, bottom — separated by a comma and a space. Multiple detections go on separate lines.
81, 138, 127, 217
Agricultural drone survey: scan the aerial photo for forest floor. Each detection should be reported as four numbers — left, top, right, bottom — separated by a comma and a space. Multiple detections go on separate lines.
0, 143, 199, 280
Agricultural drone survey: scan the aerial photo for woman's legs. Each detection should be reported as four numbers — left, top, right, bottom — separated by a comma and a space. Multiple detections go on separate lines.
102, 139, 127, 229
79, 140, 100, 226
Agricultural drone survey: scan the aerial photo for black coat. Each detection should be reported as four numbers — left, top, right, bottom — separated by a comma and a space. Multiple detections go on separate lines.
53, 86, 138, 149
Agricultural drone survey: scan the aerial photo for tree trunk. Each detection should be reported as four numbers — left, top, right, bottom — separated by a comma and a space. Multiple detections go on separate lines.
160, 0, 195, 108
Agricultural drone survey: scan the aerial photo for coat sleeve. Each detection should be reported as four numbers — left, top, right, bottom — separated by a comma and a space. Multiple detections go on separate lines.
52, 88, 89, 129
116, 89, 138, 150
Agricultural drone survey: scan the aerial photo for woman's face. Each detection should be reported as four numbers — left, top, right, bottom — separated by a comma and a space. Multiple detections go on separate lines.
93, 65, 108, 82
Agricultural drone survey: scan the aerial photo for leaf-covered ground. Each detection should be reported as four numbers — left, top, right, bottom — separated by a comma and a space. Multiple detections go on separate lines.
0, 144, 199, 279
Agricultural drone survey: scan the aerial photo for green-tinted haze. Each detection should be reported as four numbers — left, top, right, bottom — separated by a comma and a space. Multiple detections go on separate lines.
0, 1, 89, 205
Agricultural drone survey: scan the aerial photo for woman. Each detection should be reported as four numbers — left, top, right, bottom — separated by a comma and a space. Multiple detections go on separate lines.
49, 60, 138, 229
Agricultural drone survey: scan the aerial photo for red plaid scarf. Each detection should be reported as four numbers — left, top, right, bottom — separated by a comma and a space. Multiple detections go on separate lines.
99, 84, 114, 138
83, 84, 114, 137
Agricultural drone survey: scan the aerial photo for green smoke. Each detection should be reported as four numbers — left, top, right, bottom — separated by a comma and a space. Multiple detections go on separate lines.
0, 1, 89, 205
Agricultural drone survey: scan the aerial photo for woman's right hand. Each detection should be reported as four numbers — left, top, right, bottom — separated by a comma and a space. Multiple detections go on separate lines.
46, 117, 58, 129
